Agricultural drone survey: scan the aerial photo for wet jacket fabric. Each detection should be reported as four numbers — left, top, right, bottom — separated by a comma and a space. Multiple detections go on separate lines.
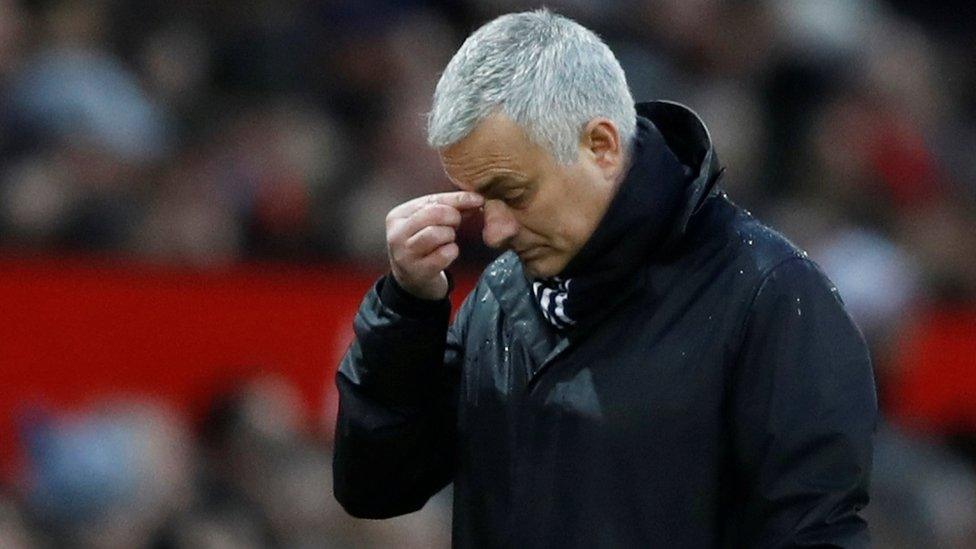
333, 101, 878, 548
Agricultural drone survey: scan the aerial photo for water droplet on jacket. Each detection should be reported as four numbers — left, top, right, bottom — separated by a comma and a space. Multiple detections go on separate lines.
480, 294, 488, 302
747, 239, 754, 246
490, 270, 497, 277
738, 269, 744, 275
800, 251, 808, 258
797, 308, 803, 316
796, 297, 801, 303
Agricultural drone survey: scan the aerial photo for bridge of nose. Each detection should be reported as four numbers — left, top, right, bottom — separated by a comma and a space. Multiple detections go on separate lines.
481, 200, 519, 248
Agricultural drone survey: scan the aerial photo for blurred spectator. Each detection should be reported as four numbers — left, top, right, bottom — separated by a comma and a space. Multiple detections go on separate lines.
11, 0, 170, 162
21, 399, 192, 547
868, 422, 976, 549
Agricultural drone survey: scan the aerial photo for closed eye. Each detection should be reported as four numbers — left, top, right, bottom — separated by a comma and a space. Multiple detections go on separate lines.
503, 188, 525, 201
476, 176, 530, 207
502, 187, 531, 208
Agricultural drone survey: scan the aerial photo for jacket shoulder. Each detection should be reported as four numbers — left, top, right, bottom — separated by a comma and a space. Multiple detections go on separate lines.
715, 196, 812, 280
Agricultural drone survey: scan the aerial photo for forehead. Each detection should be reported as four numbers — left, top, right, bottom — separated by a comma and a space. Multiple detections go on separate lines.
440, 113, 543, 190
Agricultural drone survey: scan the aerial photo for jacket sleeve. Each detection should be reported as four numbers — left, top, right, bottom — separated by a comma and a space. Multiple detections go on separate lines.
730, 257, 878, 548
332, 274, 473, 518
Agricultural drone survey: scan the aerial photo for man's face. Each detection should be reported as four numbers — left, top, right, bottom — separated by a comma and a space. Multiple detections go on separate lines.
440, 113, 622, 278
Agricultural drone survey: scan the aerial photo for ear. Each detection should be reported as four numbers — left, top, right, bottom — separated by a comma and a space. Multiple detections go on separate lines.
581, 118, 624, 175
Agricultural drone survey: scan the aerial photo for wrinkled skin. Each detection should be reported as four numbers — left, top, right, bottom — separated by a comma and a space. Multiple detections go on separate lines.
439, 113, 629, 278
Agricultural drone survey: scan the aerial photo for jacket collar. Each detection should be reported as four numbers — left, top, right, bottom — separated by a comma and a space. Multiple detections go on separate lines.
483, 101, 722, 334
637, 101, 724, 257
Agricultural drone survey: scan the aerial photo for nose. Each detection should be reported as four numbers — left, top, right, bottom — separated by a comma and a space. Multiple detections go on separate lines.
481, 199, 519, 249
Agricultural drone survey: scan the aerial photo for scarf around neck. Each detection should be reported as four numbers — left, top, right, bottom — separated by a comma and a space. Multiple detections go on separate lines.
532, 115, 694, 331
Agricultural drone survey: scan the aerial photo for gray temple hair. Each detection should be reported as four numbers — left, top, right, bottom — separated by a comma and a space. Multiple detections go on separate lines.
427, 9, 636, 165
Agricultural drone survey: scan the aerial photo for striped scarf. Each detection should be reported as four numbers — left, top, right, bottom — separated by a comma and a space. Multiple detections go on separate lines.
532, 277, 575, 329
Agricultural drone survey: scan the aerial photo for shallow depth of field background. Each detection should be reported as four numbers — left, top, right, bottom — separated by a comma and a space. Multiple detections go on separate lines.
0, 1, 975, 547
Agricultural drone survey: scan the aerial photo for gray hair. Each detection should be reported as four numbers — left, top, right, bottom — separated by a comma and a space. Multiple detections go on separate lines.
427, 9, 636, 165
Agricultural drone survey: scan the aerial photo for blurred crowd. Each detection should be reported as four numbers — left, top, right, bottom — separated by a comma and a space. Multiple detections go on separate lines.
1, 0, 975, 547
0, 376, 452, 547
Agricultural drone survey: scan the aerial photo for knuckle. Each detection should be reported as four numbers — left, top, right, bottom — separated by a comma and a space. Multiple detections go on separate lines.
411, 207, 433, 225
386, 227, 404, 247
413, 225, 432, 242
403, 237, 419, 254
390, 244, 407, 261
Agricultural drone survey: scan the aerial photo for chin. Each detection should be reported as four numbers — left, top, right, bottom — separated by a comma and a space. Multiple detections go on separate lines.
520, 254, 568, 279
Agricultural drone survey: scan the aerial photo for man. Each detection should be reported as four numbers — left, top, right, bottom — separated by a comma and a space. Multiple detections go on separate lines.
333, 9, 877, 548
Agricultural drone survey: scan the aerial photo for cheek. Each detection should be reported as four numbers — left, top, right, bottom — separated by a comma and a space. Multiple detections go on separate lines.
521, 169, 591, 243
519, 201, 576, 247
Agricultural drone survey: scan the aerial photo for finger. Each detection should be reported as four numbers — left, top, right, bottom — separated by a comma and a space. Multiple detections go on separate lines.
387, 204, 462, 249
388, 191, 484, 219
414, 242, 460, 274
441, 191, 485, 212
405, 225, 456, 257
399, 203, 463, 234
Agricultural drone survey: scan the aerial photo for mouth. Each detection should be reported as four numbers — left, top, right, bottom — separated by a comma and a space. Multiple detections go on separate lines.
515, 245, 546, 261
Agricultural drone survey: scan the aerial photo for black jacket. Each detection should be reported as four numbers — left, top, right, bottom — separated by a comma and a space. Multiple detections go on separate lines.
333, 102, 877, 548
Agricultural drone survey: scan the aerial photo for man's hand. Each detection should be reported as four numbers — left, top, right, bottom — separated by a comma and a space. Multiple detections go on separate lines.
386, 191, 485, 300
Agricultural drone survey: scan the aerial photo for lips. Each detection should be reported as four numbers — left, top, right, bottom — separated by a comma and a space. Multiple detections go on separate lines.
516, 245, 546, 261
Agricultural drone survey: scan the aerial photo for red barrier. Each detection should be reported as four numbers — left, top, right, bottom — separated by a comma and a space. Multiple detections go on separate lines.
0, 255, 476, 479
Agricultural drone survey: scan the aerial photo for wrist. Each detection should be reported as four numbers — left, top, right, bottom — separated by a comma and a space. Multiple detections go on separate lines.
391, 270, 449, 300
380, 273, 452, 318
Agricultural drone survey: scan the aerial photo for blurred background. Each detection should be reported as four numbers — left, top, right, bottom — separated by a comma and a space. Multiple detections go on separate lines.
0, 0, 974, 547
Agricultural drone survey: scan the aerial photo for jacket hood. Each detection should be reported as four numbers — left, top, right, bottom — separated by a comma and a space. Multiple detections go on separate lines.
562, 101, 723, 276
635, 100, 724, 253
